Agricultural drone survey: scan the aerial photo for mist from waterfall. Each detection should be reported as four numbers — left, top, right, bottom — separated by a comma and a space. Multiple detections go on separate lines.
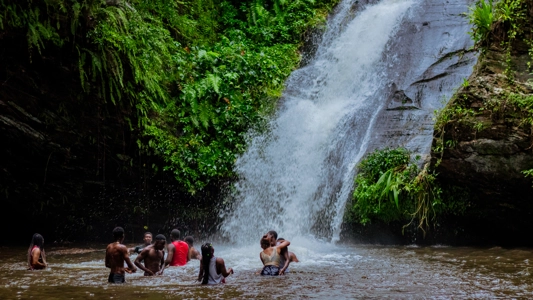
220, 0, 416, 244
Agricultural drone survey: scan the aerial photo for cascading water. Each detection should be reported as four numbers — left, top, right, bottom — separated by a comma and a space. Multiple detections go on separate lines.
220, 0, 417, 244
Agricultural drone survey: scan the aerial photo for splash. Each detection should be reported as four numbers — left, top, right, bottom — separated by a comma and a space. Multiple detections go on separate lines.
220, 0, 416, 244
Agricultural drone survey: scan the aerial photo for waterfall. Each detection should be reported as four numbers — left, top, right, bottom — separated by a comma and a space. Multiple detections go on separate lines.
220, 0, 417, 244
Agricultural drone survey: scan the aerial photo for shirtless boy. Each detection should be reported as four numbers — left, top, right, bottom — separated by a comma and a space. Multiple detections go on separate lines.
184, 236, 201, 261
134, 234, 166, 276
105, 227, 137, 283
129, 232, 153, 254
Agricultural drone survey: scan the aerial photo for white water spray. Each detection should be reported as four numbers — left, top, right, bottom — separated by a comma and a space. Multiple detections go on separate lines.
221, 0, 416, 244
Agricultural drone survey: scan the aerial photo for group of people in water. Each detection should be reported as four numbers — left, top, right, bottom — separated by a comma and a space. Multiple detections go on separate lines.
27, 228, 299, 285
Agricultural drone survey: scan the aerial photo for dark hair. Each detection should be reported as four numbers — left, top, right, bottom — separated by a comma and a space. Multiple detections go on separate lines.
144, 232, 153, 237
171, 229, 180, 240
260, 238, 271, 249
155, 234, 166, 241
277, 237, 285, 241
113, 227, 125, 240
200, 243, 213, 284
27, 233, 45, 268
184, 236, 194, 245
268, 230, 278, 240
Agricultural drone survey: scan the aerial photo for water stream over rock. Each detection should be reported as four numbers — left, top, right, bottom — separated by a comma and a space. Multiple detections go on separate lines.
220, 0, 477, 244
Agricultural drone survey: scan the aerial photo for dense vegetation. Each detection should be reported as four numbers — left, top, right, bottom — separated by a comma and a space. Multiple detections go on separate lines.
436, 0, 533, 170
348, 0, 533, 238
0, 0, 339, 241
349, 148, 467, 236
1, 0, 338, 193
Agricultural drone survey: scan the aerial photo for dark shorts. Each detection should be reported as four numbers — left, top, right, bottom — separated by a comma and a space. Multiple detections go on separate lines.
261, 265, 280, 276
108, 273, 125, 283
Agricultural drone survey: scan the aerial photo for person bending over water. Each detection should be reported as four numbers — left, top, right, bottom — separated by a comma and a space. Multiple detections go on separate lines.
198, 243, 233, 284
129, 231, 153, 254
134, 234, 166, 276
105, 227, 137, 283
27, 233, 47, 270
259, 237, 290, 276
184, 236, 201, 261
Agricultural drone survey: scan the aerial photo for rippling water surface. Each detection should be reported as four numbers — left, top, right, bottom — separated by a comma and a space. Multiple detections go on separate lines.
1, 240, 533, 299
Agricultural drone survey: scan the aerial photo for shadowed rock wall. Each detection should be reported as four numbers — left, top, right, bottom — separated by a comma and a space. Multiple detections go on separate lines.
429, 2, 533, 245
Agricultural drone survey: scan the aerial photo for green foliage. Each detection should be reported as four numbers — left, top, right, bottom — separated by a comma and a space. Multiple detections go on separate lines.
145, 41, 298, 193
468, 0, 494, 48
468, 0, 530, 80
507, 92, 533, 126
352, 148, 446, 236
220, 0, 339, 45
1, 0, 339, 196
523, 169, 533, 185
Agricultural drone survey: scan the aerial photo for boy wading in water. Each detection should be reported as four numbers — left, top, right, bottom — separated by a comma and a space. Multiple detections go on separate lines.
184, 236, 202, 261
134, 234, 166, 276
129, 231, 153, 254
105, 227, 137, 283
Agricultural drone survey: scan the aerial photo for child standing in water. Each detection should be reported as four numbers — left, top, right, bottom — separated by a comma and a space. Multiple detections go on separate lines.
27, 233, 47, 270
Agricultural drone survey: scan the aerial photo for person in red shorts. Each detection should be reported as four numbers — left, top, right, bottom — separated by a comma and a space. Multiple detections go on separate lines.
165, 229, 189, 267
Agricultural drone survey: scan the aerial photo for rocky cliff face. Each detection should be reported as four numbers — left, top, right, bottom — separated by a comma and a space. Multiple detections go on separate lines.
431, 7, 533, 245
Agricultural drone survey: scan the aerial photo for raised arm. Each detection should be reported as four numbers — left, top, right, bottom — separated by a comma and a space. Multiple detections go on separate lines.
279, 249, 290, 275
134, 249, 153, 275
216, 257, 233, 278
276, 239, 290, 250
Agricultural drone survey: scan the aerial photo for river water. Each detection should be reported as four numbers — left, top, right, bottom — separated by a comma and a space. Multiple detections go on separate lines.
2, 240, 533, 299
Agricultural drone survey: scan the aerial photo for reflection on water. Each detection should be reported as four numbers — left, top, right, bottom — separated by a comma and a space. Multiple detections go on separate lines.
1, 242, 533, 299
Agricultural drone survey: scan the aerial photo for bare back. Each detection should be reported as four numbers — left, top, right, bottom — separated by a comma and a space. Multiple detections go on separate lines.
106, 242, 134, 274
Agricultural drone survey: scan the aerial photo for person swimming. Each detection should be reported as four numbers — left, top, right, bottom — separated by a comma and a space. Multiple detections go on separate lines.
27, 233, 47, 270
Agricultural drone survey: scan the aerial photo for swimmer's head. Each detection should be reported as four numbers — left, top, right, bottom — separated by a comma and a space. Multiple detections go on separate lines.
154, 234, 166, 250
143, 232, 153, 245
260, 238, 271, 250
201, 243, 214, 258
184, 236, 194, 246
112, 227, 125, 241
170, 229, 181, 241
267, 230, 278, 240
31, 233, 44, 247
